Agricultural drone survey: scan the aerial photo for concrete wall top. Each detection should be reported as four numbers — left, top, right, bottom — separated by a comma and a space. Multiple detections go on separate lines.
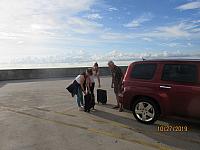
0, 66, 127, 81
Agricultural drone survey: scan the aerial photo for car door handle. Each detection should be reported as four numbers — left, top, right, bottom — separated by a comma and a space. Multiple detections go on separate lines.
160, 85, 172, 89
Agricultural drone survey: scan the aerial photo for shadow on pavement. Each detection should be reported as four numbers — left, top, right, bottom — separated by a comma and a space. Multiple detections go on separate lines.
96, 103, 116, 109
90, 108, 200, 150
0, 82, 6, 88
160, 116, 200, 131
0, 77, 75, 84
98, 103, 200, 131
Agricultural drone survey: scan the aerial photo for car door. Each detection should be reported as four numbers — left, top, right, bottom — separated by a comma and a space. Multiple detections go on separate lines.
123, 63, 158, 109
159, 63, 200, 118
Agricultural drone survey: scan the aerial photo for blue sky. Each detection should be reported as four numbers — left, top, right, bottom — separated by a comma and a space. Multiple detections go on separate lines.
0, 0, 200, 67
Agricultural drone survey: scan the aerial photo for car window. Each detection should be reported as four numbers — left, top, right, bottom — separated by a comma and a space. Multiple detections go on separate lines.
131, 63, 157, 80
162, 64, 198, 83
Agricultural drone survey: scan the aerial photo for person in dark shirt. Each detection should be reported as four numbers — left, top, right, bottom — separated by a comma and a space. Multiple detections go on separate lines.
108, 60, 124, 112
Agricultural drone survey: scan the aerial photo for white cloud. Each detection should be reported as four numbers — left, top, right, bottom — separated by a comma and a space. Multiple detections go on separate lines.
108, 7, 118, 11
95, 50, 200, 62
156, 23, 190, 37
187, 42, 192, 46
124, 13, 153, 28
153, 21, 200, 38
142, 37, 152, 42
97, 49, 198, 61
159, 42, 186, 48
66, 17, 103, 34
0, 0, 103, 56
192, 28, 200, 32
86, 13, 103, 20
176, 1, 200, 10
0, 0, 97, 38
100, 19, 200, 45
100, 32, 131, 40
2, 50, 200, 68
17, 41, 24, 45
132, 21, 200, 39
0, 50, 200, 65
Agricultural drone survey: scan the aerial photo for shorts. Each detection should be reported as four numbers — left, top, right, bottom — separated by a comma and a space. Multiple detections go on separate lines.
114, 83, 121, 94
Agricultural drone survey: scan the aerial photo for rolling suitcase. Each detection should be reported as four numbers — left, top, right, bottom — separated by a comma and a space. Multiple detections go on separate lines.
84, 93, 93, 112
97, 89, 107, 104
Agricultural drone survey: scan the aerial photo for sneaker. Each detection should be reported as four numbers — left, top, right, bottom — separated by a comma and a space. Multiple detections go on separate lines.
113, 106, 119, 109
91, 108, 96, 112
119, 108, 124, 112
78, 107, 84, 111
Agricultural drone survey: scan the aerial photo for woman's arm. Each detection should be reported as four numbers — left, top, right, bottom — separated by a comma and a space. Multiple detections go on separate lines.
96, 71, 101, 88
86, 77, 91, 93
80, 76, 86, 94
111, 71, 114, 88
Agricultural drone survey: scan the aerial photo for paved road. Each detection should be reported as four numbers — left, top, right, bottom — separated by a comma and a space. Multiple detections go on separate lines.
0, 77, 200, 150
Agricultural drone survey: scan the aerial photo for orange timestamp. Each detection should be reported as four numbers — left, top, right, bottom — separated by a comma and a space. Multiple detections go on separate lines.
158, 125, 189, 132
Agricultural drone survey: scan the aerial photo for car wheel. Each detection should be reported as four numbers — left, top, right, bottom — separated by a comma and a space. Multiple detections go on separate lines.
132, 97, 160, 124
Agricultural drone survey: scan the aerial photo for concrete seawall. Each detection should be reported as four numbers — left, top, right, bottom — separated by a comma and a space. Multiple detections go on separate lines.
0, 66, 127, 81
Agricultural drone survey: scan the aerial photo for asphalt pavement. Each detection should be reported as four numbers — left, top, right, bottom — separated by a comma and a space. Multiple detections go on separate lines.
0, 77, 199, 150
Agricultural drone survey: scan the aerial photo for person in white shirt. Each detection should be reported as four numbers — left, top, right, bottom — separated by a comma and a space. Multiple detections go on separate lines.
74, 72, 86, 110
92, 62, 101, 88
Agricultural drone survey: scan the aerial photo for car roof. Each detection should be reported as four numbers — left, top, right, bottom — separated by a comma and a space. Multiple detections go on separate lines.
133, 59, 200, 63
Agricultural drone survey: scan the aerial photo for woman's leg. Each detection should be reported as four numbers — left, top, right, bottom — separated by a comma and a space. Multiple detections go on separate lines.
80, 91, 84, 106
91, 82, 95, 109
91, 82, 95, 94
119, 103, 124, 112
76, 87, 83, 107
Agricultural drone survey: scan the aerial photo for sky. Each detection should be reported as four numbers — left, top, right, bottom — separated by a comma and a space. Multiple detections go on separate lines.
0, 0, 200, 68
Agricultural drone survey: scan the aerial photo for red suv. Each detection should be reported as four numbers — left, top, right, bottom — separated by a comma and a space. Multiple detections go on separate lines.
121, 59, 200, 124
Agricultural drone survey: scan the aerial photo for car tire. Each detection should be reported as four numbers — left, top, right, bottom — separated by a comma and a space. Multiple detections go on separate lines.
132, 97, 160, 124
